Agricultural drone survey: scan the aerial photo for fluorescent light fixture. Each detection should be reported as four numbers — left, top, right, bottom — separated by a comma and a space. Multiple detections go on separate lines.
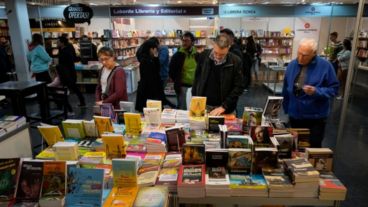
177, 0, 182, 3
89, 3, 98, 6
190, 17, 208, 20
225, 4, 237, 6
0, 6, 5, 8
146, 4, 160, 7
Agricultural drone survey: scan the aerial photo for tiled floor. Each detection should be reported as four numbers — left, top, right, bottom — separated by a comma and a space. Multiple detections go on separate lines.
1, 81, 367, 206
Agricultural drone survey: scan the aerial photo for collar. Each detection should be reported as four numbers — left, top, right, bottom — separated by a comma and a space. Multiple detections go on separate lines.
209, 49, 227, 66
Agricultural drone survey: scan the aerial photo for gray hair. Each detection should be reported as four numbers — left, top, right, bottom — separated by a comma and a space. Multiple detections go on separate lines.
214, 34, 231, 49
299, 38, 318, 52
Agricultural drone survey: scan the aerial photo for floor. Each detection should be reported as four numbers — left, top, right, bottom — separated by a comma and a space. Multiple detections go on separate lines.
0, 80, 367, 207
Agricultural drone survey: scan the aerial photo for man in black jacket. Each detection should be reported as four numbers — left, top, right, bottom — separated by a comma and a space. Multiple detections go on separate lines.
192, 34, 245, 116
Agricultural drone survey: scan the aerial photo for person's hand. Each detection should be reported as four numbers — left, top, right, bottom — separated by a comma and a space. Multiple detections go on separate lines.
209, 106, 225, 116
303, 85, 316, 95
96, 101, 103, 105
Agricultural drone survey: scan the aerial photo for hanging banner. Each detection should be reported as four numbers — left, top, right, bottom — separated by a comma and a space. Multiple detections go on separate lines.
63, 4, 94, 25
110, 6, 218, 16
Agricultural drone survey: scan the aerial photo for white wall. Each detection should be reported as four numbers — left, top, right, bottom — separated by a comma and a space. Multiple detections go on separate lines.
318, 17, 350, 54
134, 17, 190, 32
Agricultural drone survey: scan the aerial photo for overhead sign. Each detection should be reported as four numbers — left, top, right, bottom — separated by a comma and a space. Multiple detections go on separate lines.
29, 19, 75, 28
110, 6, 218, 16
63, 4, 93, 25
294, 5, 332, 17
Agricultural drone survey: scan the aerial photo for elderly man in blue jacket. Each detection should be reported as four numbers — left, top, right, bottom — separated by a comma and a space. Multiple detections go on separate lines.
282, 38, 339, 148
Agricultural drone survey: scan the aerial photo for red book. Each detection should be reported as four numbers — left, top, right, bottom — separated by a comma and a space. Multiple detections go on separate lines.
177, 164, 205, 188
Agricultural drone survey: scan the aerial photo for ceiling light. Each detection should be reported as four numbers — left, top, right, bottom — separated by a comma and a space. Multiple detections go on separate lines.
212, 0, 217, 4
89, 3, 98, 6
177, 0, 182, 3
146, 4, 160, 7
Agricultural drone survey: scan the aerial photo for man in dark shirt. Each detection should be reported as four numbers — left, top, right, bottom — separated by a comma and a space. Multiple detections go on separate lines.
192, 34, 244, 116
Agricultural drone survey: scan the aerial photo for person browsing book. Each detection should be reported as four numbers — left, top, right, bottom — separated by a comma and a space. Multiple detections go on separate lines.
95, 47, 128, 109
192, 34, 245, 116
282, 38, 339, 148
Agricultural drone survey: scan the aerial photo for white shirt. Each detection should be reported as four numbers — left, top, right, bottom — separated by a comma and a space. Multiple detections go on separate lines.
101, 67, 112, 93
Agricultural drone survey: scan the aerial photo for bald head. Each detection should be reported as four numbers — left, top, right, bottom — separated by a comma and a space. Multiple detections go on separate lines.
297, 38, 317, 66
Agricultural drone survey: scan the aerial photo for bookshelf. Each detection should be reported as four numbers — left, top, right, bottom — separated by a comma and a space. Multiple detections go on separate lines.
255, 36, 294, 62
357, 37, 368, 61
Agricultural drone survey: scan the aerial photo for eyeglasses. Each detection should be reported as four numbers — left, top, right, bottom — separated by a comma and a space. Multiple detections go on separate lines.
99, 57, 112, 62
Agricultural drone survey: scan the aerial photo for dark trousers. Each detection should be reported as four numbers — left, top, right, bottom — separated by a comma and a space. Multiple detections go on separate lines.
35, 71, 51, 83
289, 117, 327, 148
65, 82, 85, 105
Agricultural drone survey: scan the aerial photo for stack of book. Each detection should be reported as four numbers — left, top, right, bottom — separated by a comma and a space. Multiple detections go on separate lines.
229, 174, 268, 197
305, 148, 333, 172
262, 167, 294, 197
284, 158, 320, 197
274, 133, 294, 159
156, 153, 180, 193
145, 138, 167, 153
143, 107, 161, 125
0, 115, 26, 136
319, 172, 347, 200
133, 186, 169, 207
53, 141, 79, 161
177, 164, 206, 198
137, 165, 160, 187
205, 149, 231, 197
189, 116, 206, 130
175, 110, 189, 123
161, 109, 177, 124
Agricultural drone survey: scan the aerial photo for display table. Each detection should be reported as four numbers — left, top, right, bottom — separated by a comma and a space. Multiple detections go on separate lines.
263, 64, 287, 95
0, 81, 49, 122
0, 124, 33, 158
177, 196, 340, 207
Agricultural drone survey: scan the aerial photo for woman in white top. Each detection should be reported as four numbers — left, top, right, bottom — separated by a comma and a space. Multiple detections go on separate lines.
336, 39, 352, 99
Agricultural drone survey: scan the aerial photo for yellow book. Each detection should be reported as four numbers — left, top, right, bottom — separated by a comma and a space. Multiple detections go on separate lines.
146, 100, 162, 111
62, 119, 85, 139
189, 96, 207, 117
123, 113, 142, 136
103, 187, 138, 207
38, 125, 64, 146
102, 134, 125, 159
36, 147, 55, 160
94, 116, 114, 136
53, 142, 79, 161
79, 151, 107, 164
195, 30, 201, 38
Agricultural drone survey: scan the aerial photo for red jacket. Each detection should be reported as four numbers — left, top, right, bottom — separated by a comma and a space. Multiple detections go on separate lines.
95, 66, 128, 109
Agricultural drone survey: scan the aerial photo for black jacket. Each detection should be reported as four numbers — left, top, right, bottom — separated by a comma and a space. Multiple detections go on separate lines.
57, 44, 77, 85
192, 50, 245, 113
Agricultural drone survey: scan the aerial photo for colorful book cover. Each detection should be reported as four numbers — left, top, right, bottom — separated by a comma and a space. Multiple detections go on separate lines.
112, 159, 138, 188
274, 134, 293, 159
62, 119, 86, 139
82, 120, 98, 138
207, 116, 225, 133
0, 158, 20, 202
137, 166, 159, 187
263, 96, 283, 119
319, 172, 347, 191
189, 96, 206, 117
141, 153, 165, 168
226, 135, 252, 148
229, 174, 267, 189
165, 127, 186, 152
148, 132, 167, 143
94, 116, 114, 137
102, 134, 125, 159
146, 100, 162, 111
124, 113, 142, 136
242, 107, 263, 132
101, 103, 115, 120
16, 161, 43, 203
133, 186, 168, 207
182, 144, 205, 165
40, 161, 66, 200
38, 125, 64, 146
143, 108, 161, 125
36, 147, 56, 160
103, 187, 138, 207
177, 164, 205, 187
250, 126, 273, 147
228, 149, 252, 174
66, 167, 104, 207
252, 148, 278, 174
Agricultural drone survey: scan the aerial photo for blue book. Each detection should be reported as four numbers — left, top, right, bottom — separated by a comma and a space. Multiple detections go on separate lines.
65, 167, 104, 207
148, 132, 167, 143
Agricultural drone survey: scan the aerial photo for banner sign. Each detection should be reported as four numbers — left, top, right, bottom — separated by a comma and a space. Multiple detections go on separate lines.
110, 6, 218, 16
29, 19, 75, 28
63, 4, 93, 25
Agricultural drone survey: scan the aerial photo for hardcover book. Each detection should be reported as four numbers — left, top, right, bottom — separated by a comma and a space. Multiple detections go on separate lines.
16, 161, 43, 203
66, 167, 104, 207
182, 144, 205, 165
37, 125, 64, 146
124, 113, 142, 136
262, 96, 283, 119
0, 158, 20, 202
242, 107, 263, 131
165, 127, 186, 152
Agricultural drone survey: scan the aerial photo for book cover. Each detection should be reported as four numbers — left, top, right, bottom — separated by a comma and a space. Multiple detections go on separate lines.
103, 186, 138, 207
119, 101, 135, 113
305, 148, 333, 172
102, 134, 125, 159
162, 153, 182, 168
82, 120, 98, 138
289, 128, 310, 152
226, 135, 252, 148
242, 107, 263, 131
40, 161, 66, 204
62, 119, 86, 139
262, 96, 283, 119
133, 186, 168, 207
189, 96, 206, 117
124, 113, 142, 136
207, 116, 225, 133
148, 132, 167, 143
143, 108, 161, 125
137, 166, 159, 187
16, 161, 43, 203
165, 127, 186, 152
262, 168, 293, 189
66, 167, 104, 207
0, 158, 20, 202
205, 149, 228, 168
229, 174, 267, 190
146, 100, 162, 111
101, 103, 115, 120
112, 159, 138, 188
274, 134, 293, 158
37, 125, 64, 146
207, 166, 227, 179
156, 167, 179, 184
182, 144, 205, 165
252, 148, 278, 174
228, 148, 252, 174
53, 142, 79, 161
250, 126, 273, 147
177, 165, 205, 187
270, 119, 289, 134
36, 147, 56, 160
319, 172, 347, 192
93, 116, 114, 137
283, 158, 320, 181
114, 110, 126, 125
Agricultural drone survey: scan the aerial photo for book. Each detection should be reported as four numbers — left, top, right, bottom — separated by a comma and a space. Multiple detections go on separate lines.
270, 119, 289, 134
305, 148, 333, 172
101, 103, 115, 120
165, 127, 186, 152
39, 161, 66, 207
0, 158, 20, 202
162, 153, 182, 168
289, 128, 310, 152
182, 144, 205, 165
133, 186, 168, 207
36, 147, 56, 160
141, 153, 165, 168
124, 113, 142, 136
189, 96, 206, 117
207, 116, 225, 133
66, 167, 104, 207
205, 149, 228, 168
262, 96, 283, 119
114, 110, 126, 125
252, 147, 278, 174
137, 166, 160, 187
102, 134, 125, 159
242, 107, 263, 131
112, 159, 138, 188
177, 165, 205, 187
103, 186, 138, 207
53, 142, 79, 161
228, 148, 252, 174
79, 152, 106, 165
319, 172, 347, 194
226, 135, 253, 148
16, 161, 43, 203
82, 120, 98, 138
143, 108, 161, 125
119, 101, 135, 113
37, 125, 64, 146
62, 119, 86, 139
94, 116, 114, 137
146, 100, 162, 111
283, 158, 320, 183
262, 167, 294, 191
250, 126, 273, 147
274, 134, 294, 159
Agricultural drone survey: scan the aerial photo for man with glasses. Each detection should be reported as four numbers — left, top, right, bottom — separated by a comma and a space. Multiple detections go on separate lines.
192, 34, 244, 116
169, 32, 198, 110
282, 38, 339, 148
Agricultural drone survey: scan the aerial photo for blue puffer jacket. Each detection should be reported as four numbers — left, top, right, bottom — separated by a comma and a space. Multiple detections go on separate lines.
282, 55, 339, 120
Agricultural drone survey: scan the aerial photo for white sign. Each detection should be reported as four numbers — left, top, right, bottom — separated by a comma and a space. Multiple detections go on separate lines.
292, 17, 321, 59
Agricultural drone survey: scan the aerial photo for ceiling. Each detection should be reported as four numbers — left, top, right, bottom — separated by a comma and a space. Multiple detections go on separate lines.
17, 0, 361, 6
